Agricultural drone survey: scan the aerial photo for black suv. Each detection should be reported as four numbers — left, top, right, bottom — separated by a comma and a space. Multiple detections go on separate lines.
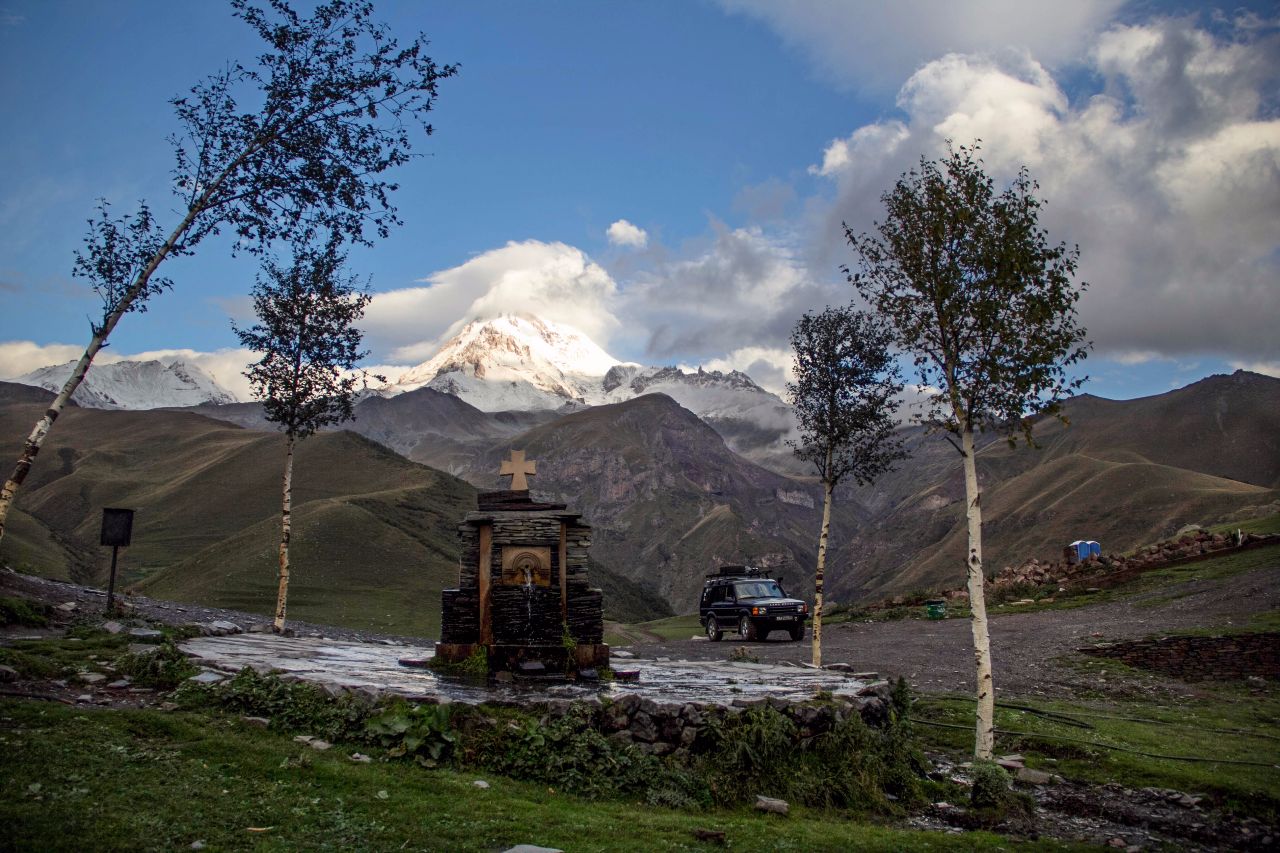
699, 566, 809, 642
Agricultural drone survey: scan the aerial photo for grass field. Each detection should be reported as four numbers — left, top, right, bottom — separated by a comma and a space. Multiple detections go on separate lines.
0, 698, 1076, 852
912, 685, 1280, 821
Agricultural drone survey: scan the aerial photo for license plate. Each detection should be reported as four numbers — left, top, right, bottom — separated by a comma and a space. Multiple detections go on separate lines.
777, 616, 794, 621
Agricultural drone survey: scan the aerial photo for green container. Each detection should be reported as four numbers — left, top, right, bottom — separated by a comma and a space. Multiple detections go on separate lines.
925, 599, 946, 620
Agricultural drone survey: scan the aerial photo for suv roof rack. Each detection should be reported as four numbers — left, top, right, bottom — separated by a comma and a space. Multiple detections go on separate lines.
705, 564, 764, 579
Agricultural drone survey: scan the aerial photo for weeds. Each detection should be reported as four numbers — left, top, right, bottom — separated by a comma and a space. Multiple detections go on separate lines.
115, 640, 198, 689
0, 596, 50, 628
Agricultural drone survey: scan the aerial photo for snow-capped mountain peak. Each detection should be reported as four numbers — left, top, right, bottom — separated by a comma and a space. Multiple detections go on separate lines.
14, 359, 236, 410
390, 314, 625, 410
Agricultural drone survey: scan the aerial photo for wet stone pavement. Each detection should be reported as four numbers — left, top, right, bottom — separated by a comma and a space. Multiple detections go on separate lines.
180, 634, 869, 706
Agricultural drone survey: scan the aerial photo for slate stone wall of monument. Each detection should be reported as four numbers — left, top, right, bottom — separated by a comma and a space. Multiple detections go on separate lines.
437, 487, 607, 669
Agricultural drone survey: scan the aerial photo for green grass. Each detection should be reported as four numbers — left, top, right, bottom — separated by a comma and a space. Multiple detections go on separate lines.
637, 614, 704, 641
1209, 513, 1280, 537
0, 699, 1076, 852
0, 631, 133, 680
0, 595, 51, 628
912, 687, 1280, 820
985, 543, 1279, 618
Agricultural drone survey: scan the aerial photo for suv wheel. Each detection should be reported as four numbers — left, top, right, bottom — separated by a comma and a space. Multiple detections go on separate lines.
789, 624, 804, 641
738, 615, 757, 641
705, 618, 723, 642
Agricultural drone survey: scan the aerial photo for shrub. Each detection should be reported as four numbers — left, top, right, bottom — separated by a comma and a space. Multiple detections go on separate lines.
365, 701, 456, 767
175, 667, 373, 741
0, 596, 50, 628
116, 641, 198, 689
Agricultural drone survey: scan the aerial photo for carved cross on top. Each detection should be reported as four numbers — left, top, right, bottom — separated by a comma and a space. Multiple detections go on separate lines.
499, 449, 537, 491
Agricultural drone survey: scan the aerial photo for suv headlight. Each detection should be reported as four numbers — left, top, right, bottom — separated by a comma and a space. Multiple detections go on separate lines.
800, 603, 808, 614
751, 606, 763, 616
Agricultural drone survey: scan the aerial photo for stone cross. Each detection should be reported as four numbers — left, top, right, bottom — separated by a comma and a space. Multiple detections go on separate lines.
499, 449, 537, 491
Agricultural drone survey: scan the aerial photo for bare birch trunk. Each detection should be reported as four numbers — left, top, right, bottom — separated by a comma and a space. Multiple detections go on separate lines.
961, 426, 995, 759
812, 471, 834, 668
273, 435, 295, 633
0, 141, 259, 549
0, 335, 112, 544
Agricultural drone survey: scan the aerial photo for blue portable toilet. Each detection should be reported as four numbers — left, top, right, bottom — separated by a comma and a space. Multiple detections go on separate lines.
1069, 540, 1091, 562
1088, 541, 1101, 558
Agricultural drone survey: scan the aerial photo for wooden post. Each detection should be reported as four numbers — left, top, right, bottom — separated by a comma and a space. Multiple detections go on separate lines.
559, 521, 568, 623
478, 523, 493, 646
106, 545, 120, 612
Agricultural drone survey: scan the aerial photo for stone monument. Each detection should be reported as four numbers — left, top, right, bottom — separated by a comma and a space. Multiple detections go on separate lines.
435, 450, 609, 673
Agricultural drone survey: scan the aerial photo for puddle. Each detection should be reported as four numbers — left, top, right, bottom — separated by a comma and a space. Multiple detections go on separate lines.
181, 635, 868, 706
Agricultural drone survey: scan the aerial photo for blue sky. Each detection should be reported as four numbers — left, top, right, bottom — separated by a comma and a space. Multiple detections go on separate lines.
1, 0, 1277, 402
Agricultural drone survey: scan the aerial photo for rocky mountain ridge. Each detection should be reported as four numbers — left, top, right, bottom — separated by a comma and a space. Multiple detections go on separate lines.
13, 359, 235, 410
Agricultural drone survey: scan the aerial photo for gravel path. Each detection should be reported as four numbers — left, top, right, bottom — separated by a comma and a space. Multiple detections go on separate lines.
628, 560, 1279, 699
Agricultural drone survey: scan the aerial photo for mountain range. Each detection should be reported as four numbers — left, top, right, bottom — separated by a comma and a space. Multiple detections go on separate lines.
1, 315, 1277, 632
6, 315, 800, 472
15, 359, 236, 410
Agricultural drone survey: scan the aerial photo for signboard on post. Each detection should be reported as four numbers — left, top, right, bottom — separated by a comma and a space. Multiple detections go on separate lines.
100, 508, 135, 611
100, 508, 134, 547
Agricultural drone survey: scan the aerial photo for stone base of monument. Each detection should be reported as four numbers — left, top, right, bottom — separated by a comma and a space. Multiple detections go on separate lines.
434, 641, 610, 674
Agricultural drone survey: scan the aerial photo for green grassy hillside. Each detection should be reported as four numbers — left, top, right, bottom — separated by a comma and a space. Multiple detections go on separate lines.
828, 372, 1280, 602
0, 399, 477, 635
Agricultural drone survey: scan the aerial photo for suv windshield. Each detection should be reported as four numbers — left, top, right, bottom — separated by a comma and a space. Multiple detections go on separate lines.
733, 580, 784, 599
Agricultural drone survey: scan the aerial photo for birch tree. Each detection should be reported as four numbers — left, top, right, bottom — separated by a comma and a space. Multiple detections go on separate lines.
845, 143, 1088, 759
0, 0, 456, 546
235, 239, 376, 632
787, 306, 905, 668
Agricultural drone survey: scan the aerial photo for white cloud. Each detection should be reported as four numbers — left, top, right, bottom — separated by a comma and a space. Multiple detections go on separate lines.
1230, 360, 1280, 378
618, 224, 837, 363
812, 15, 1280, 367
0, 341, 258, 400
606, 219, 648, 248
720, 0, 1123, 92
1110, 350, 1166, 366
362, 240, 621, 364
0, 341, 88, 378
702, 346, 796, 395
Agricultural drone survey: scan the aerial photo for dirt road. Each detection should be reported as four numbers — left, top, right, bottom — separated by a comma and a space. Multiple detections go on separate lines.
627, 562, 1278, 699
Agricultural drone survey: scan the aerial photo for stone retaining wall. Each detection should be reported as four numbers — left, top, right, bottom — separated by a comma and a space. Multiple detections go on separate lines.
1079, 633, 1280, 681
982, 529, 1279, 599
447, 682, 895, 761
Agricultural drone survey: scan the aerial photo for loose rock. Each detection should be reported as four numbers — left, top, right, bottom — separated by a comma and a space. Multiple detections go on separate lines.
754, 795, 789, 816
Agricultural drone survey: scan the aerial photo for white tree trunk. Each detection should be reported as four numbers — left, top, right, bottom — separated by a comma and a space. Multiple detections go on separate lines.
961, 426, 995, 759
0, 334, 110, 544
273, 435, 295, 633
812, 475, 834, 668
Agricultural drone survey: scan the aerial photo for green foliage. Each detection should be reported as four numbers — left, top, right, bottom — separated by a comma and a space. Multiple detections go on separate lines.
787, 305, 906, 487
235, 238, 378, 440
115, 641, 198, 689
365, 702, 456, 767
698, 704, 925, 810
460, 706, 707, 806
428, 647, 488, 677
700, 706, 797, 800
968, 761, 1009, 810
0, 596, 50, 627
170, 670, 926, 817
175, 667, 372, 742
0, 631, 130, 679
846, 141, 1088, 440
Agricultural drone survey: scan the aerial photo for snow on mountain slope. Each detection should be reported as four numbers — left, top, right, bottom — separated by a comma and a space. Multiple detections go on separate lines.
390, 315, 625, 410
381, 314, 800, 467
14, 359, 236, 410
